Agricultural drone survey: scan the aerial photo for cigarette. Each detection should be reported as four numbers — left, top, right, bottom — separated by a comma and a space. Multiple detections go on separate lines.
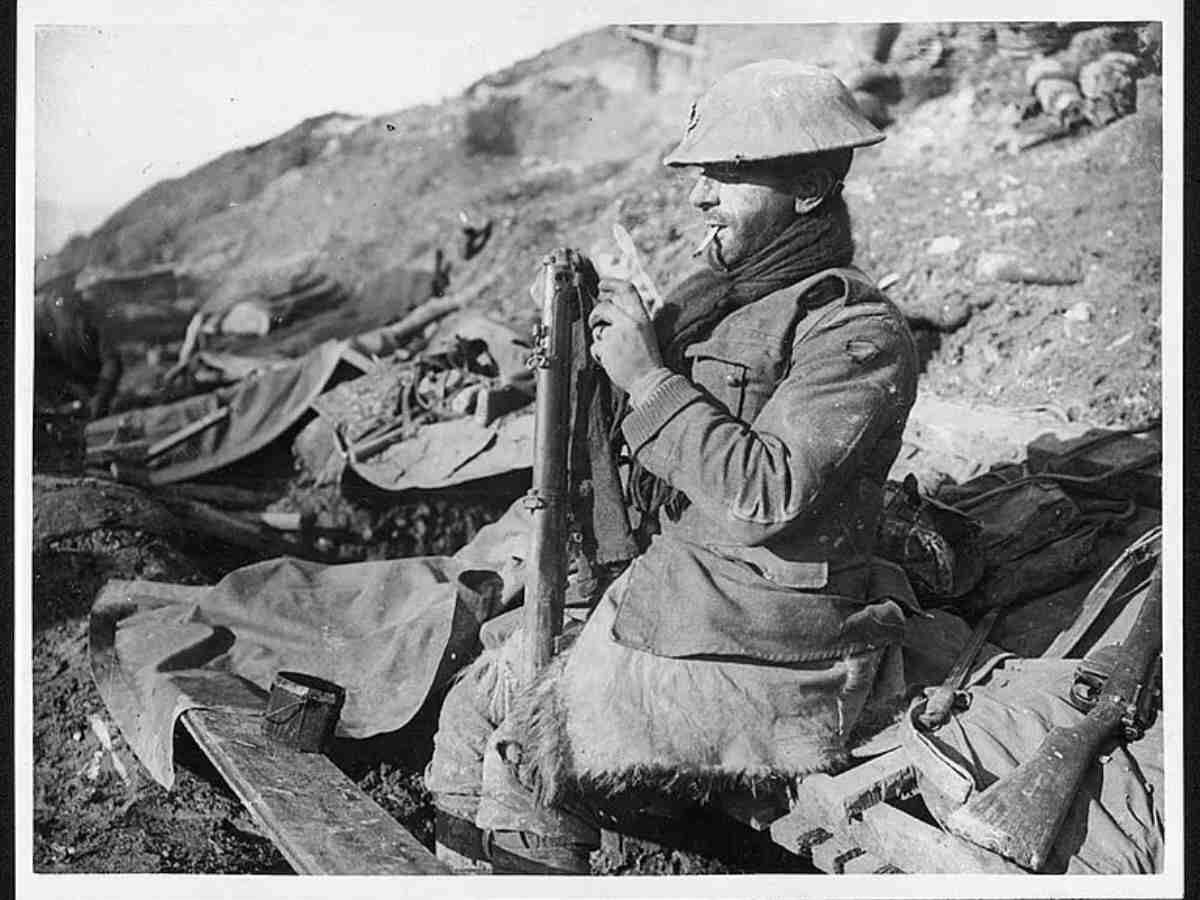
692, 225, 721, 257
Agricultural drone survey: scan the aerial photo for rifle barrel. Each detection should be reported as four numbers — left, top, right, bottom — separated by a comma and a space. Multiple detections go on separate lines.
520, 254, 574, 685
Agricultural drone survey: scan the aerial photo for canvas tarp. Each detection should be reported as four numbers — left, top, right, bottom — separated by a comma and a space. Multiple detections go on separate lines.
89, 499, 535, 789
347, 412, 535, 492
901, 655, 1164, 874
90, 556, 509, 788
84, 338, 347, 485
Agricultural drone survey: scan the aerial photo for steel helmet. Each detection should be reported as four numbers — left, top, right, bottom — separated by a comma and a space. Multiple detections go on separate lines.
664, 60, 885, 167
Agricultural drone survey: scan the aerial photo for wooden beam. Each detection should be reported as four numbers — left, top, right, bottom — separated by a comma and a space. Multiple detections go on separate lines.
147, 405, 230, 461
156, 482, 283, 510
340, 345, 378, 374
813, 837, 898, 874
771, 749, 918, 852
771, 749, 1024, 874
150, 492, 309, 557
182, 707, 451, 875
615, 25, 704, 58
770, 801, 833, 856
351, 296, 461, 359
795, 749, 919, 825
848, 802, 1027, 875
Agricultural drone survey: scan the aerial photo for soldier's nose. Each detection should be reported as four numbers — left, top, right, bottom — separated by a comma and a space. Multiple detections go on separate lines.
689, 175, 719, 210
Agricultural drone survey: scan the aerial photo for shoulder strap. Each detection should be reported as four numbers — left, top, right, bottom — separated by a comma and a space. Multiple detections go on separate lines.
788, 266, 873, 347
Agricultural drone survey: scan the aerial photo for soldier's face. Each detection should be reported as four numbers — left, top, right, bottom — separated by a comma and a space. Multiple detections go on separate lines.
689, 166, 797, 270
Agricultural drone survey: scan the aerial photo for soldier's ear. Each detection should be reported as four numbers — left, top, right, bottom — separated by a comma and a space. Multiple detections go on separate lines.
792, 167, 836, 215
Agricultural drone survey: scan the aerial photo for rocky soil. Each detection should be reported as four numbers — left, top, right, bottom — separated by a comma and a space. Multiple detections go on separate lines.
29, 21, 1164, 875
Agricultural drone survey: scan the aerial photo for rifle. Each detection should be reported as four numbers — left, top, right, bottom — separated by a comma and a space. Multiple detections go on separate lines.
945, 556, 1163, 870
519, 249, 580, 685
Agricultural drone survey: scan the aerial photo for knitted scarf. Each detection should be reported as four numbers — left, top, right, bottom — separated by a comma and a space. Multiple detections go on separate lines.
621, 196, 857, 524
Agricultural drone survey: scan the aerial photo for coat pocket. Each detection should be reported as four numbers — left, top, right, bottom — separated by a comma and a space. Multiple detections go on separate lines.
685, 338, 782, 421
706, 544, 830, 590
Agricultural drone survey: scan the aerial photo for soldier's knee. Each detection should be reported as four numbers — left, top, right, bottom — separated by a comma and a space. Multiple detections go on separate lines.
426, 652, 506, 805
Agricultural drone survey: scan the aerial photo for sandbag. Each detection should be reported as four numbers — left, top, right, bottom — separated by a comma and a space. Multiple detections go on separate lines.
940, 476, 1103, 615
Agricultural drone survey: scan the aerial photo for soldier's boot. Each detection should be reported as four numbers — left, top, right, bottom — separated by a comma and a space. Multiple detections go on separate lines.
488, 829, 595, 875
476, 722, 600, 875
425, 649, 507, 874
433, 808, 493, 874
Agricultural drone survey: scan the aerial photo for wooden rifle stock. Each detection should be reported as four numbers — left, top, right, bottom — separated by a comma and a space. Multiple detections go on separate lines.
945, 558, 1163, 870
519, 250, 577, 685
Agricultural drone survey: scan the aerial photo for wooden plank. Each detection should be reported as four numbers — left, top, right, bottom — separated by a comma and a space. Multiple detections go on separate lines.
848, 803, 1026, 874
770, 802, 833, 856
770, 750, 916, 855
795, 749, 919, 825
340, 346, 378, 374
146, 405, 230, 460
840, 847, 901, 874
615, 25, 705, 58
182, 707, 451, 875
153, 493, 307, 557
772, 749, 1022, 874
350, 296, 461, 359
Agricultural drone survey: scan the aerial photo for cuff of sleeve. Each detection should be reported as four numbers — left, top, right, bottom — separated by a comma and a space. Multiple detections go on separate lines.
620, 374, 701, 455
628, 366, 675, 408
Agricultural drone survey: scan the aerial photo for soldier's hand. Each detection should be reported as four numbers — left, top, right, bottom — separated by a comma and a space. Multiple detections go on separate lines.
588, 278, 663, 392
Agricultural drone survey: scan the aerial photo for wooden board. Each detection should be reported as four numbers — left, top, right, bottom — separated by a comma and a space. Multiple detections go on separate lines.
770, 748, 917, 854
850, 803, 1026, 875
797, 748, 919, 824
770, 747, 1026, 875
181, 707, 451, 875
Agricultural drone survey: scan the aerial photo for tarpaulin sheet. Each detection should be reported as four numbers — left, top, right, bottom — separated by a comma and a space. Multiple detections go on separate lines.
348, 412, 534, 492
333, 313, 537, 492
90, 554, 503, 788
84, 339, 347, 485
902, 656, 1164, 874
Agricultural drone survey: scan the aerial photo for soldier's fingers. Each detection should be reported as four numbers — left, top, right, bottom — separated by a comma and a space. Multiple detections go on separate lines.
598, 279, 646, 318
597, 277, 634, 294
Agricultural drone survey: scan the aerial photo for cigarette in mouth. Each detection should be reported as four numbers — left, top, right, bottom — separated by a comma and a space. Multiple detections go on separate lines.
692, 225, 721, 257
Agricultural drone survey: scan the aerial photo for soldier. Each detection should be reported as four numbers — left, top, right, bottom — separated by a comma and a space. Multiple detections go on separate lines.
34, 284, 122, 419
425, 61, 919, 874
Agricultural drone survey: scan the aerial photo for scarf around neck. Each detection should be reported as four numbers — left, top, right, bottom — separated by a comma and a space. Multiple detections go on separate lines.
623, 197, 857, 525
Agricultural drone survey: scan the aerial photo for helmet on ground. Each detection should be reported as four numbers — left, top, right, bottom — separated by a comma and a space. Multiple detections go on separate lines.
664, 60, 885, 167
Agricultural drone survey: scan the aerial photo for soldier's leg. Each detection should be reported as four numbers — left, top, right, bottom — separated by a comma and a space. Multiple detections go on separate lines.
425, 652, 505, 872
426, 633, 600, 874
476, 715, 599, 874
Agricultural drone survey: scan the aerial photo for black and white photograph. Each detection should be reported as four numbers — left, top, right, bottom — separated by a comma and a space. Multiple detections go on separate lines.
16, 1, 1183, 896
